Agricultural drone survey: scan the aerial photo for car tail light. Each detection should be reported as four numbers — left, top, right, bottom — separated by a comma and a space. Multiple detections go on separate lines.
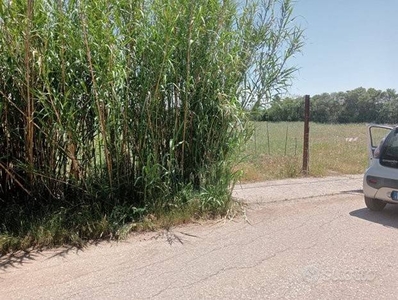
368, 177, 378, 184
366, 176, 380, 188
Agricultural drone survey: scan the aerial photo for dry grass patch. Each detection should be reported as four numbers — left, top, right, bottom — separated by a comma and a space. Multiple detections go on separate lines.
237, 122, 370, 182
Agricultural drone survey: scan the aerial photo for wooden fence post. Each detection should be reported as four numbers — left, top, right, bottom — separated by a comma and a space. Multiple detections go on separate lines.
302, 95, 310, 174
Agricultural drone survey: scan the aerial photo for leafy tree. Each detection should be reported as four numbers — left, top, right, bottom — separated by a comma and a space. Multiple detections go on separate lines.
266, 97, 304, 121
311, 93, 338, 123
261, 87, 398, 124
377, 89, 398, 124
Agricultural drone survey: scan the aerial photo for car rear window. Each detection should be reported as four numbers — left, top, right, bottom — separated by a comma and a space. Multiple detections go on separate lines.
380, 128, 398, 168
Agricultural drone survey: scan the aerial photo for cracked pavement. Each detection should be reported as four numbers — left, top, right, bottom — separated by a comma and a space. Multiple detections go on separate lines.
2, 174, 398, 299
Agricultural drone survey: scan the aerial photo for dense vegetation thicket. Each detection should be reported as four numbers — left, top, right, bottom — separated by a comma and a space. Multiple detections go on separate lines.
0, 0, 302, 252
254, 87, 398, 123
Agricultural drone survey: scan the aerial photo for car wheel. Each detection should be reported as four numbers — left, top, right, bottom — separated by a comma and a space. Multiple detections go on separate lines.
364, 196, 386, 211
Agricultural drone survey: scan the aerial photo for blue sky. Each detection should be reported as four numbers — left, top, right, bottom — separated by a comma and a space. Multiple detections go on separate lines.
289, 0, 398, 96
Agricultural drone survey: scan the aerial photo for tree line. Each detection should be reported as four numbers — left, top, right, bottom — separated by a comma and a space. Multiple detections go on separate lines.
254, 87, 398, 124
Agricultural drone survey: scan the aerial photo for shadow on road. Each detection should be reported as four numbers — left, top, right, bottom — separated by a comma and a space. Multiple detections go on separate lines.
350, 204, 398, 229
0, 251, 39, 272
0, 245, 84, 273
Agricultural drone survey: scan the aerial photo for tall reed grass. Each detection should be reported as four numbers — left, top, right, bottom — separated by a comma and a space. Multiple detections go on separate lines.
0, 0, 302, 252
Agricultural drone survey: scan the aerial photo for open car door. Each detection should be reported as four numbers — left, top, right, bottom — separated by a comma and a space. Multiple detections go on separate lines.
367, 124, 393, 164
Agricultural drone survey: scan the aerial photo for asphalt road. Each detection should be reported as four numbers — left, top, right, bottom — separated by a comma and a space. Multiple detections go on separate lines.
2, 174, 398, 299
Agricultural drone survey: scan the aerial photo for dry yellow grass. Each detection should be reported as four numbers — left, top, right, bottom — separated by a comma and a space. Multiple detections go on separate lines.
236, 122, 377, 182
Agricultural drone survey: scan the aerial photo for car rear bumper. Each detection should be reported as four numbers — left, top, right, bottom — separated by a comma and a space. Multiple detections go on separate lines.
364, 160, 398, 203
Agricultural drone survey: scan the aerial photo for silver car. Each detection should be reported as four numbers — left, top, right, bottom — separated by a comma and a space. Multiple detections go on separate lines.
363, 124, 398, 211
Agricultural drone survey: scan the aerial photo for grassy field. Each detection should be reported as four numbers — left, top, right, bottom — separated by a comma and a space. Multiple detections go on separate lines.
236, 122, 385, 182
